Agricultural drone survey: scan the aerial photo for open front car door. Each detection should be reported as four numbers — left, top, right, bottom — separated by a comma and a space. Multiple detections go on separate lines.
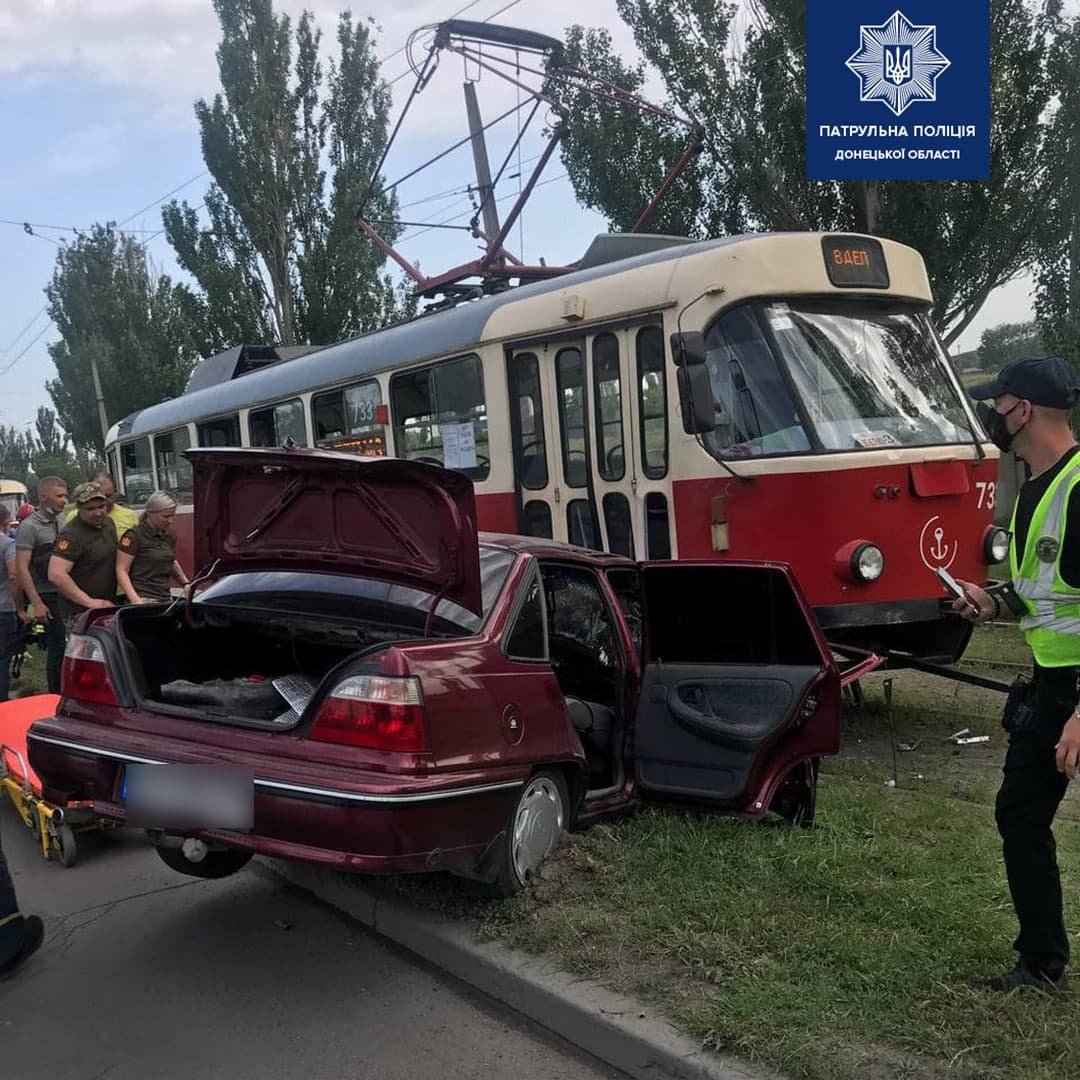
633, 562, 873, 826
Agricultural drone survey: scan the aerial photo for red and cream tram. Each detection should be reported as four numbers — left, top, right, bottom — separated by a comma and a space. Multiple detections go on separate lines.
105, 231, 1003, 662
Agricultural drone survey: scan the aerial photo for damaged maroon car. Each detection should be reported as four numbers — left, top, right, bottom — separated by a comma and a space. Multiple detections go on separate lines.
28, 448, 876, 895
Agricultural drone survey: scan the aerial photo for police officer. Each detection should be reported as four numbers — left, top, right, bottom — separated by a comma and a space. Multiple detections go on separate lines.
116, 491, 189, 604
47, 482, 118, 634
956, 357, 1080, 993
62, 471, 138, 535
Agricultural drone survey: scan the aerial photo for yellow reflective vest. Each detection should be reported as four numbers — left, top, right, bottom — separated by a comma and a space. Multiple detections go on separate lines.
1010, 449, 1080, 667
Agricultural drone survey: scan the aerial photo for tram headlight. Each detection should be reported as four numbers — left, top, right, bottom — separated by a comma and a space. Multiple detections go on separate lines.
983, 526, 1010, 565
851, 543, 885, 583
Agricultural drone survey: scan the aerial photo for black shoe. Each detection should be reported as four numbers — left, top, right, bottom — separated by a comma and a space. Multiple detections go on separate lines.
0, 916, 44, 979
970, 961, 1068, 994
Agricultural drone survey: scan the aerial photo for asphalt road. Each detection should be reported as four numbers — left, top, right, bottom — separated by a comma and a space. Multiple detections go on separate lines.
0, 805, 620, 1080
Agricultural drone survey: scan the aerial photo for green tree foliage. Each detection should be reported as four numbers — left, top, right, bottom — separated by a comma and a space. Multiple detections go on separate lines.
557, 0, 1056, 346
0, 426, 36, 483
34, 406, 66, 458
0, 408, 101, 491
1035, 6, 1080, 361
975, 320, 1045, 372
163, 0, 412, 349
45, 226, 209, 453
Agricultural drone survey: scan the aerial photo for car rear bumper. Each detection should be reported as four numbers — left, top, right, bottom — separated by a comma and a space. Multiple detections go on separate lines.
27, 719, 525, 876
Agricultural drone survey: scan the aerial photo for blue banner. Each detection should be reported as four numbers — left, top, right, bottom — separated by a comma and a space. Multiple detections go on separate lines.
806, 1, 990, 181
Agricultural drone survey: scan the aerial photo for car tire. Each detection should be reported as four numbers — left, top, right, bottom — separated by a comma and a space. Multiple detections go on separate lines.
155, 844, 253, 880
57, 824, 77, 868
487, 769, 568, 898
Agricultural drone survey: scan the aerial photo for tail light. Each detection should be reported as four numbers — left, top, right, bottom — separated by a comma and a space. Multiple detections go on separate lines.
309, 675, 428, 752
62, 634, 120, 706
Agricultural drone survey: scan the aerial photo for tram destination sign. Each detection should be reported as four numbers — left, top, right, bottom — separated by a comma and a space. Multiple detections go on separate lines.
805, 1, 991, 181
822, 236, 890, 289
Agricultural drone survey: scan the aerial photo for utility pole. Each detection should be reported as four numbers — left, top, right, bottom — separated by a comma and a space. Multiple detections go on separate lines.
90, 353, 109, 447
464, 81, 503, 259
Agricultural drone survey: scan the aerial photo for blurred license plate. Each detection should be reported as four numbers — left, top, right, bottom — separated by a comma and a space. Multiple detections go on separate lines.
124, 764, 254, 831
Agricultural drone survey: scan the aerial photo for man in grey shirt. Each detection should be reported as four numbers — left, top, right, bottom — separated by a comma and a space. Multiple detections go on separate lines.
14, 476, 69, 693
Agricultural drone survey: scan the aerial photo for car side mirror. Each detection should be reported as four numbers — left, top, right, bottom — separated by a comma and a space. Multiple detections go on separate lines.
670, 332, 717, 435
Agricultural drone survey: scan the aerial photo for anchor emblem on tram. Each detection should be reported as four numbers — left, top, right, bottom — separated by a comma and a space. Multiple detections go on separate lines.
919, 515, 958, 570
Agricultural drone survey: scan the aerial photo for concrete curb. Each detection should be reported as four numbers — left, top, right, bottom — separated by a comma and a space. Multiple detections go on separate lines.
261, 858, 780, 1080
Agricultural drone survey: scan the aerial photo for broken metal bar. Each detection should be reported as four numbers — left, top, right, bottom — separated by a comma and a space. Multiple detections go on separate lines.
356, 217, 427, 285
633, 126, 706, 232
479, 124, 565, 273
885, 651, 1013, 694
416, 259, 572, 298
471, 96, 542, 251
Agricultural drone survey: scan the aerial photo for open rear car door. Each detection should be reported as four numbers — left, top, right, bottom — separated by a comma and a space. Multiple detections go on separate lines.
632, 562, 880, 824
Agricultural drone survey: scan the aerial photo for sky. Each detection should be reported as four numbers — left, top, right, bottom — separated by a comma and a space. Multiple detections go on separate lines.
0, 0, 1042, 436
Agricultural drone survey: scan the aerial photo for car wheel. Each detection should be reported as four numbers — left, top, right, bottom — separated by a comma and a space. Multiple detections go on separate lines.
57, 824, 77, 868
489, 770, 568, 898
155, 844, 253, 880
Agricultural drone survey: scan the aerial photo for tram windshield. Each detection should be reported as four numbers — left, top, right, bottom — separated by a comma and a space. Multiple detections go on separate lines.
702, 300, 972, 459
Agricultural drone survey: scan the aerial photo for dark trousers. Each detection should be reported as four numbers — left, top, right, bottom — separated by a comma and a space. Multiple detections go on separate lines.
0, 821, 24, 964
996, 671, 1074, 976
0, 610, 18, 701
43, 594, 66, 694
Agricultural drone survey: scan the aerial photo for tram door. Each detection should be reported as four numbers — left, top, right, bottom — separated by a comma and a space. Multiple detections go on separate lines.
586, 323, 673, 560
507, 322, 673, 558
506, 343, 595, 546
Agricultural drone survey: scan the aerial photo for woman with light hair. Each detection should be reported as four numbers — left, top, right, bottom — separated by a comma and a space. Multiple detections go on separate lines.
115, 491, 190, 604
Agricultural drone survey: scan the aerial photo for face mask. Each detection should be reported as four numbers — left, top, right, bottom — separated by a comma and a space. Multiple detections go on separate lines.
978, 401, 1025, 453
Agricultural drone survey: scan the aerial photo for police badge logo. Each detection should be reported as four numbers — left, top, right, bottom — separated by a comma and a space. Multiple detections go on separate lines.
1036, 536, 1060, 563
845, 10, 952, 117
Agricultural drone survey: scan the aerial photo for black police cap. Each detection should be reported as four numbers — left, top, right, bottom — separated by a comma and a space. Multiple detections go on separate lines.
968, 356, 1080, 410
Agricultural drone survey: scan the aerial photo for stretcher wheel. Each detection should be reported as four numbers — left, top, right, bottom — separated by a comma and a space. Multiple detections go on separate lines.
57, 824, 77, 868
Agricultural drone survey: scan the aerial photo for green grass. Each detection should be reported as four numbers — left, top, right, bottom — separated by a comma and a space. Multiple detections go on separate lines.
960, 370, 994, 390
10, 640, 48, 698
371, 622, 1080, 1079
481, 781, 1080, 1080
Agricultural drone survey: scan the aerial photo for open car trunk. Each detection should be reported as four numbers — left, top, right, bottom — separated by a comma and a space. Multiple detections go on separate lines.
115, 602, 403, 730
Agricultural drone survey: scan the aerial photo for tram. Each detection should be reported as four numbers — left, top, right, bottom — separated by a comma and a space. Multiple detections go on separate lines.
105, 230, 1002, 662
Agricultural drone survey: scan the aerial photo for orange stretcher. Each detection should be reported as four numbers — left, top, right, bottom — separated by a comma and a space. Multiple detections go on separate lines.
1, 694, 113, 867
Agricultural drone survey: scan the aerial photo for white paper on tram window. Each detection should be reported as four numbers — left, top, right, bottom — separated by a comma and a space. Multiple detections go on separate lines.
442, 422, 477, 469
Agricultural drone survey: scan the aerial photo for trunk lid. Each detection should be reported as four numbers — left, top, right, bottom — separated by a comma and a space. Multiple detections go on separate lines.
187, 448, 483, 614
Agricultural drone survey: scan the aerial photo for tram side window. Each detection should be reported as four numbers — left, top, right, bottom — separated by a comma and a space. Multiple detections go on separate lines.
568, 499, 602, 551
153, 427, 193, 503
312, 381, 386, 457
703, 306, 810, 459
390, 355, 490, 481
507, 354, 547, 490
645, 492, 672, 559
522, 500, 554, 539
602, 493, 634, 558
593, 334, 624, 481
250, 398, 307, 448
636, 327, 668, 479
120, 439, 155, 506
197, 415, 241, 447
